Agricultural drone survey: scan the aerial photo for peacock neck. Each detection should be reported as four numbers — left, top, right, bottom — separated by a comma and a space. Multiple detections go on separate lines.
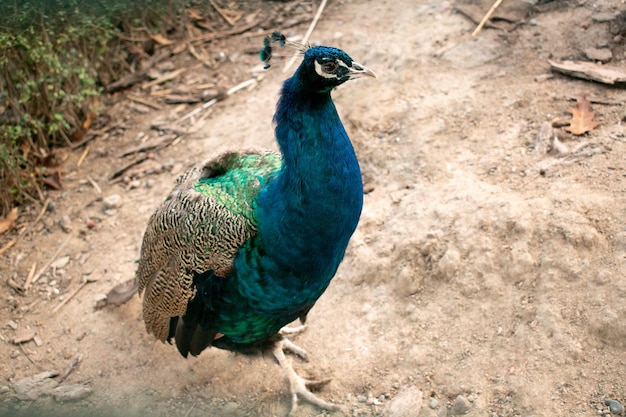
255, 75, 364, 282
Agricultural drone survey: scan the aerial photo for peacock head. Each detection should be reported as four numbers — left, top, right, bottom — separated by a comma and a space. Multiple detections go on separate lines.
296, 46, 377, 93
261, 32, 376, 94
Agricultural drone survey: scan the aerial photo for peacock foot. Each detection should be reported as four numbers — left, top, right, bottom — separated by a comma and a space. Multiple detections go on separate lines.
272, 339, 345, 416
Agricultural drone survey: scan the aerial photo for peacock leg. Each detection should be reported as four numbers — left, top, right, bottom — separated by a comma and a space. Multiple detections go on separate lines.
271, 340, 344, 415
279, 323, 307, 337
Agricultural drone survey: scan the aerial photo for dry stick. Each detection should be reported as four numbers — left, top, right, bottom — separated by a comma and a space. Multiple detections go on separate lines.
471, 0, 505, 37
23, 262, 37, 291
76, 145, 89, 167
31, 234, 72, 286
86, 175, 102, 194
0, 239, 16, 256
209, 0, 240, 26
52, 277, 94, 314
128, 94, 164, 110
283, 0, 328, 73
174, 78, 257, 124
55, 353, 83, 384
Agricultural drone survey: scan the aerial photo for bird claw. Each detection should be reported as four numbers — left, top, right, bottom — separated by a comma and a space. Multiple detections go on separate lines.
281, 337, 308, 361
272, 340, 343, 416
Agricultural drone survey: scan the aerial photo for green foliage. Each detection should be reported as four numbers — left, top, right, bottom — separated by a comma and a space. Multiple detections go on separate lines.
0, 0, 183, 215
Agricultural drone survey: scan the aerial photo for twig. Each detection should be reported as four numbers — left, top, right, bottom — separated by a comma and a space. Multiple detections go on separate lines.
7, 275, 24, 293
23, 262, 37, 291
18, 344, 40, 368
55, 353, 83, 384
110, 156, 149, 181
184, 400, 198, 417
209, 0, 241, 26
31, 234, 72, 286
142, 64, 202, 89
52, 277, 95, 314
472, 0, 505, 37
174, 78, 257, 124
283, 0, 328, 73
0, 239, 16, 256
76, 145, 89, 167
128, 95, 164, 110
86, 176, 102, 194
188, 16, 266, 44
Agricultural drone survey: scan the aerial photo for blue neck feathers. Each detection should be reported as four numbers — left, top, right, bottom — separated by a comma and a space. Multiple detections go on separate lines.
235, 71, 363, 305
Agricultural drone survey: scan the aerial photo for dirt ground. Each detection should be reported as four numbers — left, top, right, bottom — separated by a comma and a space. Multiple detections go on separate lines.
1, 0, 625, 416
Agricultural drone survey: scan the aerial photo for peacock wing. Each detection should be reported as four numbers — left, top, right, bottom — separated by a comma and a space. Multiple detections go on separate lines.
136, 149, 282, 341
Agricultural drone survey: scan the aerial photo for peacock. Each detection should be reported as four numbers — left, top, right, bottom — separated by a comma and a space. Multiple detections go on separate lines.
136, 32, 376, 414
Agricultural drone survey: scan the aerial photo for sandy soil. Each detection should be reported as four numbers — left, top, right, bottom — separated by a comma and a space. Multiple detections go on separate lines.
1, 0, 625, 416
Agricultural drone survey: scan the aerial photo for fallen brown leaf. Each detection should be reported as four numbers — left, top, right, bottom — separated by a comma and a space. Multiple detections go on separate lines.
0, 207, 18, 234
564, 94, 601, 135
151, 34, 175, 46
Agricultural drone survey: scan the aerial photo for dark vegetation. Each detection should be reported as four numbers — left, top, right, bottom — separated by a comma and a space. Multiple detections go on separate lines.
0, 0, 198, 216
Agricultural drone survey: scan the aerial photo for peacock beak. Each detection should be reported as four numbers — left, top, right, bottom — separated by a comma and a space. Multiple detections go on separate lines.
349, 61, 377, 79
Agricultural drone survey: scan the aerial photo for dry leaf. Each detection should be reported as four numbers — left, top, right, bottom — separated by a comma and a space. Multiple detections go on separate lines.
150, 34, 175, 46
0, 207, 18, 234
564, 94, 601, 135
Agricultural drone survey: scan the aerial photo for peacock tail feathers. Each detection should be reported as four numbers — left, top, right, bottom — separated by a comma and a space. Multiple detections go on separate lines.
137, 148, 281, 341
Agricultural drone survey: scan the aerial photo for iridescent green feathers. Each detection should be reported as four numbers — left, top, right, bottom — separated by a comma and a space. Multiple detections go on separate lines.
195, 152, 281, 224
136, 149, 281, 341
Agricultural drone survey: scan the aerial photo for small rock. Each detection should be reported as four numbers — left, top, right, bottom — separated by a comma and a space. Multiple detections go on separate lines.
221, 402, 239, 414
529, 18, 538, 26
585, 47, 612, 63
33, 335, 43, 347
12, 328, 36, 344
450, 395, 472, 415
0, 386, 9, 394
383, 386, 423, 417
59, 215, 73, 233
51, 255, 70, 270
6, 320, 18, 330
605, 399, 624, 414
53, 384, 92, 402
357, 395, 367, 403
592, 12, 619, 23
127, 179, 142, 190
430, 397, 439, 409
102, 194, 123, 210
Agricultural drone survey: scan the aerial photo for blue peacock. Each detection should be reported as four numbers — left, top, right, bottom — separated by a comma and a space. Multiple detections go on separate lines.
136, 32, 376, 414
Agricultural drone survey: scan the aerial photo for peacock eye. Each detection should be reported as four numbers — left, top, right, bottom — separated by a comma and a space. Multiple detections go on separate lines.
322, 61, 337, 73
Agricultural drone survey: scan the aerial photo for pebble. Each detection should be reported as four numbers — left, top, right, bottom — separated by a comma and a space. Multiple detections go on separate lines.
382, 386, 423, 417
430, 397, 439, 409
102, 194, 123, 210
450, 395, 471, 415
357, 395, 367, 403
59, 215, 73, 233
529, 18, 538, 26
585, 47, 612, 63
51, 255, 70, 269
605, 399, 623, 414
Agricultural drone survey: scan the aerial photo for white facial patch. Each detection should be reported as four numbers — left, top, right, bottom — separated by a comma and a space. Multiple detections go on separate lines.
314, 60, 340, 79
